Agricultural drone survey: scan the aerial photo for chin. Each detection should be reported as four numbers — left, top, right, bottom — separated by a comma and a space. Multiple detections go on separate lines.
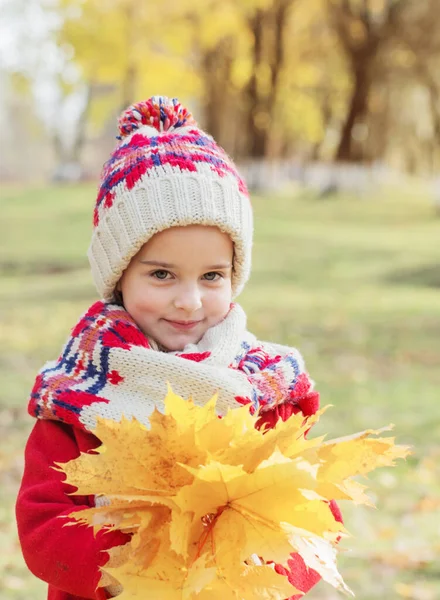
161, 333, 203, 352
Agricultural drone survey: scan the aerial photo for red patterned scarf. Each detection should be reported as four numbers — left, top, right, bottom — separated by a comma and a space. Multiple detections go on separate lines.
29, 301, 319, 432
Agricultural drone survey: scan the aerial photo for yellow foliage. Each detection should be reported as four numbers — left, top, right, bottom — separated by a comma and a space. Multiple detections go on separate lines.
59, 387, 410, 599
58, 0, 351, 145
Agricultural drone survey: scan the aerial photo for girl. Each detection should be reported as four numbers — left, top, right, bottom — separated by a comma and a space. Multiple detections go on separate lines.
16, 96, 341, 600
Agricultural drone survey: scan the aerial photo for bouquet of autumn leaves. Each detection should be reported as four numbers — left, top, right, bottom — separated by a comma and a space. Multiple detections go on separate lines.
58, 388, 410, 599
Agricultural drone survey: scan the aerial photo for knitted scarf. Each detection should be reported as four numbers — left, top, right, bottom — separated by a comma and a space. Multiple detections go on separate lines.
29, 301, 319, 433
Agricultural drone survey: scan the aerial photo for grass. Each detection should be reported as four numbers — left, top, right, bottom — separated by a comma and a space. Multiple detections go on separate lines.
1, 182, 439, 600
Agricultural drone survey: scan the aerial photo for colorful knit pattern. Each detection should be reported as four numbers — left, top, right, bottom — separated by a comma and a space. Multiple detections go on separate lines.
29, 301, 318, 432
94, 97, 248, 227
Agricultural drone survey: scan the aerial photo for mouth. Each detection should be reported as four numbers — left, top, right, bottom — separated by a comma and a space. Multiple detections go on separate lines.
164, 319, 202, 331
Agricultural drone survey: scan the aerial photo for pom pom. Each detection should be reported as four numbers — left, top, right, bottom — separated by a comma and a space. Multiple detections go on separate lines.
117, 96, 197, 139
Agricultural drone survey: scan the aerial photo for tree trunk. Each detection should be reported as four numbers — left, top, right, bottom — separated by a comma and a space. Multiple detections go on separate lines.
246, 9, 266, 158
335, 62, 372, 162
426, 80, 440, 143
268, 0, 289, 108
327, 0, 410, 163
202, 37, 235, 147
245, 1, 294, 158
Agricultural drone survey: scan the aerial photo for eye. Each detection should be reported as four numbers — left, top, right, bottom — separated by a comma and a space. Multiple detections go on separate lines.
152, 270, 171, 280
203, 272, 222, 281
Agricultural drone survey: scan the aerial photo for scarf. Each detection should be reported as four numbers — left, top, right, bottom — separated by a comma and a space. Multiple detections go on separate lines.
29, 301, 319, 433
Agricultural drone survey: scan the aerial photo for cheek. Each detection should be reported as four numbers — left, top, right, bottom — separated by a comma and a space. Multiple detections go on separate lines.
122, 279, 169, 316
205, 285, 232, 313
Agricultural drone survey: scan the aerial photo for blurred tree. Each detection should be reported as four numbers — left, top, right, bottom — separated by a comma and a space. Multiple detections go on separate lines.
58, 0, 202, 136
326, 0, 414, 162
60, 0, 315, 160
243, 0, 298, 157
399, 0, 440, 165
362, 0, 440, 172
185, 0, 341, 160
166, 0, 245, 151
274, 0, 350, 160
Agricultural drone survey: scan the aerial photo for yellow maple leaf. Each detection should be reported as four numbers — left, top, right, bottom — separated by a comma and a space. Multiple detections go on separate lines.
106, 545, 297, 600
201, 405, 325, 473
172, 455, 343, 559
313, 428, 411, 505
105, 535, 191, 600
58, 387, 410, 599
196, 563, 299, 600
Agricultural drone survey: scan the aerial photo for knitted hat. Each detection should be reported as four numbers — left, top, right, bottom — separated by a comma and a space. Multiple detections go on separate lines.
88, 95, 253, 301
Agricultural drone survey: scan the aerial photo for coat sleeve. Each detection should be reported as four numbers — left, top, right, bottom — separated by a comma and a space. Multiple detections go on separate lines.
16, 419, 129, 599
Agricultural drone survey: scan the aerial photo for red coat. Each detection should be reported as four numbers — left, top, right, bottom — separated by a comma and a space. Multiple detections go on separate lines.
16, 402, 341, 600
16, 420, 129, 600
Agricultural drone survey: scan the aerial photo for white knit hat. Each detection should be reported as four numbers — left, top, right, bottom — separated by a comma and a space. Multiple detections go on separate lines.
88, 96, 253, 301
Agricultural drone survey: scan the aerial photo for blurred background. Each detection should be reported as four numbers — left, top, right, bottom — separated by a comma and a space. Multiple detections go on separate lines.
0, 0, 439, 599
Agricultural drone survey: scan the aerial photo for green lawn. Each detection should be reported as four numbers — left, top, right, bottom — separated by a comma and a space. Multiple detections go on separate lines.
1, 182, 439, 600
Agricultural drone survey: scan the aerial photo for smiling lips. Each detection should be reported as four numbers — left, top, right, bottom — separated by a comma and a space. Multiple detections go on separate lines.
164, 319, 202, 330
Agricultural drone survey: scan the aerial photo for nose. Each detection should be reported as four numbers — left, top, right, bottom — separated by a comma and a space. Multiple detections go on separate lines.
173, 283, 202, 313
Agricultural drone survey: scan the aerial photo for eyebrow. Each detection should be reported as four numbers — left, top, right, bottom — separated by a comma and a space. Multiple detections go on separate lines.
139, 260, 232, 269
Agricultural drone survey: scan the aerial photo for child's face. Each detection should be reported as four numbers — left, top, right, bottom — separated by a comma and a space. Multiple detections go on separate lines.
119, 225, 234, 351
